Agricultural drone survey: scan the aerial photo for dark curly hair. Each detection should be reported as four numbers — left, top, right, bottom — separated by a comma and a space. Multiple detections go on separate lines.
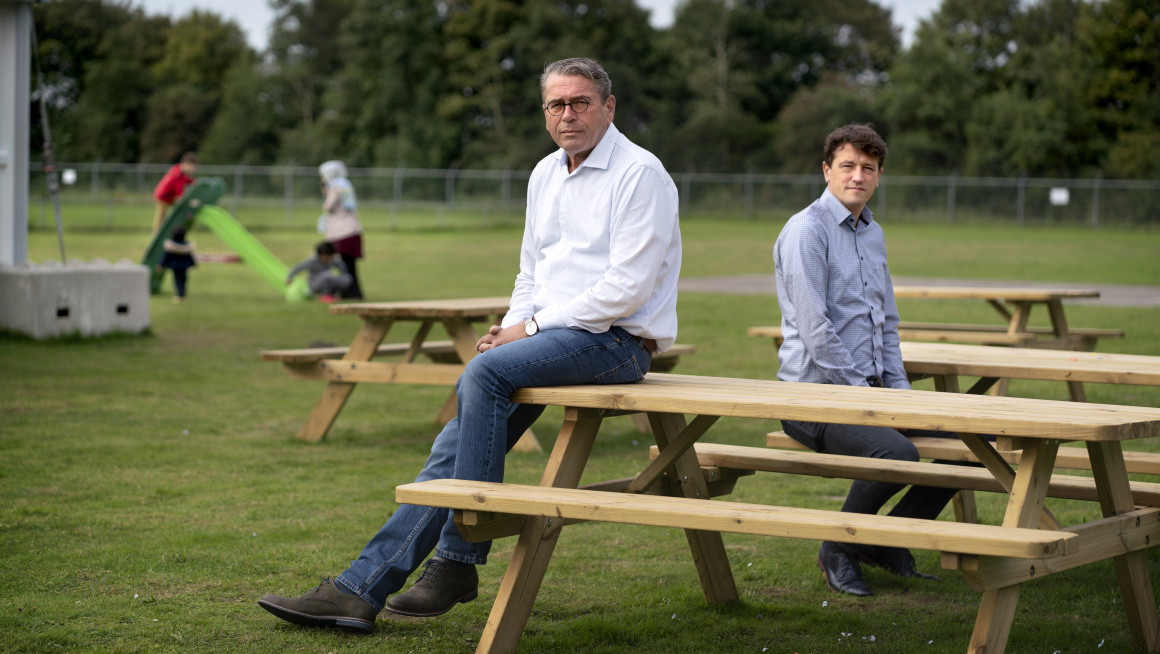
823, 124, 887, 169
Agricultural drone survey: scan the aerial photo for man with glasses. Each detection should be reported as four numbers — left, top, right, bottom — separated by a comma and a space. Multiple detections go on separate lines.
258, 57, 682, 633
774, 124, 963, 597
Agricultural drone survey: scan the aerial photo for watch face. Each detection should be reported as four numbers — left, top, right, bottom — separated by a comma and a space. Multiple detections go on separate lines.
525, 320, 537, 336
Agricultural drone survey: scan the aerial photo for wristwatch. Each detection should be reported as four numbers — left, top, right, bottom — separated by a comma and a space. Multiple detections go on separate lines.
524, 318, 539, 336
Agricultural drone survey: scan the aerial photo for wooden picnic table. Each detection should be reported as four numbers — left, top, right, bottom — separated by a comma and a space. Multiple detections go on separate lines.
751, 284, 1123, 401
263, 297, 696, 445
273, 297, 511, 443
398, 373, 1160, 654
901, 341, 1160, 394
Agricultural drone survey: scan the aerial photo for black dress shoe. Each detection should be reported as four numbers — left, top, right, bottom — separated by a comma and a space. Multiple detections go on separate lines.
817, 542, 872, 596
859, 545, 941, 581
385, 556, 479, 617
258, 578, 378, 632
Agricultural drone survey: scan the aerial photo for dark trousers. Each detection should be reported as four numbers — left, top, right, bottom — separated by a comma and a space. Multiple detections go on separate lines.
172, 269, 188, 298
340, 254, 363, 299
782, 420, 974, 553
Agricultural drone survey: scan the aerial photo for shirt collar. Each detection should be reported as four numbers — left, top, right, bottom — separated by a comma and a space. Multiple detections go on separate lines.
820, 187, 875, 230
554, 122, 620, 171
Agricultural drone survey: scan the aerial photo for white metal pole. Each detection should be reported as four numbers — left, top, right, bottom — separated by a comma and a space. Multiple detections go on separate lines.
0, 0, 32, 266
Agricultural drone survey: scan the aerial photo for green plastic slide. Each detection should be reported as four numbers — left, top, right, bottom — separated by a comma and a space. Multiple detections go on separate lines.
196, 205, 312, 302
144, 177, 310, 302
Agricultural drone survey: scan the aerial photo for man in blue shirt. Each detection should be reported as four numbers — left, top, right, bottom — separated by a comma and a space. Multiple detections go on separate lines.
258, 57, 682, 633
773, 124, 958, 597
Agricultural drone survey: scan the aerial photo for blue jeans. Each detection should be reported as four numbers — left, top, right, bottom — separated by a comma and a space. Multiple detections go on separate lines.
335, 326, 652, 610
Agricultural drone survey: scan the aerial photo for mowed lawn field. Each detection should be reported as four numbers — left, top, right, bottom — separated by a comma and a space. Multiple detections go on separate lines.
2, 211, 1159, 653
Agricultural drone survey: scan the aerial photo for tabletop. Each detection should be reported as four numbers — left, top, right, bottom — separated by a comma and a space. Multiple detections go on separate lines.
900, 341, 1160, 387
510, 372, 1160, 442
329, 296, 511, 319
893, 285, 1100, 301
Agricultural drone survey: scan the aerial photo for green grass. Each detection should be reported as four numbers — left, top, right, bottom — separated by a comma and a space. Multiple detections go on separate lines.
3, 216, 1160, 653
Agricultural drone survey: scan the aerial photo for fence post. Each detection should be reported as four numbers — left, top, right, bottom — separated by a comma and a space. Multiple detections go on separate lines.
284, 168, 293, 227
1016, 171, 1028, 227
947, 172, 957, 223
744, 172, 754, 219
1091, 172, 1101, 230
92, 161, 100, 199
501, 169, 511, 211
391, 168, 402, 229
877, 176, 886, 218
233, 165, 244, 214
445, 169, 456, 210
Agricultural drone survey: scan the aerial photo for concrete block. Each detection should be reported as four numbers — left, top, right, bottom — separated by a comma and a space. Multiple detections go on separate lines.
0, 258, 151, 339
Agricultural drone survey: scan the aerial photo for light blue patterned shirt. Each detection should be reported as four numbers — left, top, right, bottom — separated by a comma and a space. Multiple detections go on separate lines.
773, 188, 908, 389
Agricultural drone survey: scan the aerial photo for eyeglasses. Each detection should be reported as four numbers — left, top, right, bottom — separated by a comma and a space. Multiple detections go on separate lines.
543, 98, 592, 116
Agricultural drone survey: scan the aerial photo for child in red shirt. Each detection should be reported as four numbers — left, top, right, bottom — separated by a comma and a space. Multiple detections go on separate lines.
152, 152, 199, 232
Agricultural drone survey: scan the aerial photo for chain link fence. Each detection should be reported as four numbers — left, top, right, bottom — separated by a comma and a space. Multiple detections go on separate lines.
28, 162, 1160, 230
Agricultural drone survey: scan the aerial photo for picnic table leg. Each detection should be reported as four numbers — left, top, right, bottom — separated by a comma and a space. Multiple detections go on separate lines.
476, 409, 603, 654
1087, 441, 1160, 653
296, 318, 392, 442
647, 411, 739, 606
991, 300, 1035, 397
1042, 299, 1092, 402
969, 438, 1059, 654
957, 433, 1061, 530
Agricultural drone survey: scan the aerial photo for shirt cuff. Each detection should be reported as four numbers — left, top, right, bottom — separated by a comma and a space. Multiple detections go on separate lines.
533, 304, 568, 332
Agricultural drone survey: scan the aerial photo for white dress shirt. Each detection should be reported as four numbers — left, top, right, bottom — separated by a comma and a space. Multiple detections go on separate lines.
501, 123, 682, 352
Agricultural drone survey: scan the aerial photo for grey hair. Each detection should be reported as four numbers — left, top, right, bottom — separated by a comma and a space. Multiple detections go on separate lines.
540, 58, 612, 101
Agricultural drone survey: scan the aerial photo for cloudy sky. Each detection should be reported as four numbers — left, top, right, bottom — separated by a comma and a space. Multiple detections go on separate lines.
136, 0, 942, 51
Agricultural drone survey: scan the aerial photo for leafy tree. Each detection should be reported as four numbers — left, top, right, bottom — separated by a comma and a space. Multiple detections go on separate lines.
200, 52, 283, 164
266, 0, 356, 164
1080, 0, 1160, 178
665, 0, 897, 172
774, 74, 886, 173
31, 0, 161, 161
140, 10, 249, 162
325, 0, 457, 167
880, 0, 1020, 174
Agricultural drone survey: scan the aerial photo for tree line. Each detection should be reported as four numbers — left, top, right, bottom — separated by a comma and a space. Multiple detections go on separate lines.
31, 0, 1160, 178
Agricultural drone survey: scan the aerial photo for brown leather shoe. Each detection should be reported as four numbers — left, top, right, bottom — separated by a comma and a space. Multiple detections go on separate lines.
385, 556, 478, 617
258, 578, 377, 632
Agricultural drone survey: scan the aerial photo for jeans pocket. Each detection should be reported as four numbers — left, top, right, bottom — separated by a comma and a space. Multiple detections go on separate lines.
592, 356, 644, 385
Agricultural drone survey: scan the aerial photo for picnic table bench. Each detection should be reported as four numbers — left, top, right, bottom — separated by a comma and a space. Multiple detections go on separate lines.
262, 297, 696, 444
759, 341, 1160, 522
396, 372, 1160, 654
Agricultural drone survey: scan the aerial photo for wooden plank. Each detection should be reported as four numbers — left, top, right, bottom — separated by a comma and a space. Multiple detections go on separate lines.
898, 322, 1124, 339
261, 340, 459, 363
892, 286, 1099, 301
1088, 441, 1160, 652
264, 342, 695, 367
952, 508, 1160, 592
396, 479, 1077, 559
765, 431, 1160, 476
311, 360, 465, 385
295, 318, 391, 442
476, 412, 603, 654
625, 414, 719, 494
668, 443, 1160, 506
329, 296, 512, 319
453, 469, 752, 542
510, 373, 1160, 442
899, 342, 1160, 387
747, 325, 1036, 346
648, 411, 738, 606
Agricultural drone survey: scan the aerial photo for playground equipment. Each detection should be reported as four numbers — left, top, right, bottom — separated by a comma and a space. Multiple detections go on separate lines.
143, 178, 311, 302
